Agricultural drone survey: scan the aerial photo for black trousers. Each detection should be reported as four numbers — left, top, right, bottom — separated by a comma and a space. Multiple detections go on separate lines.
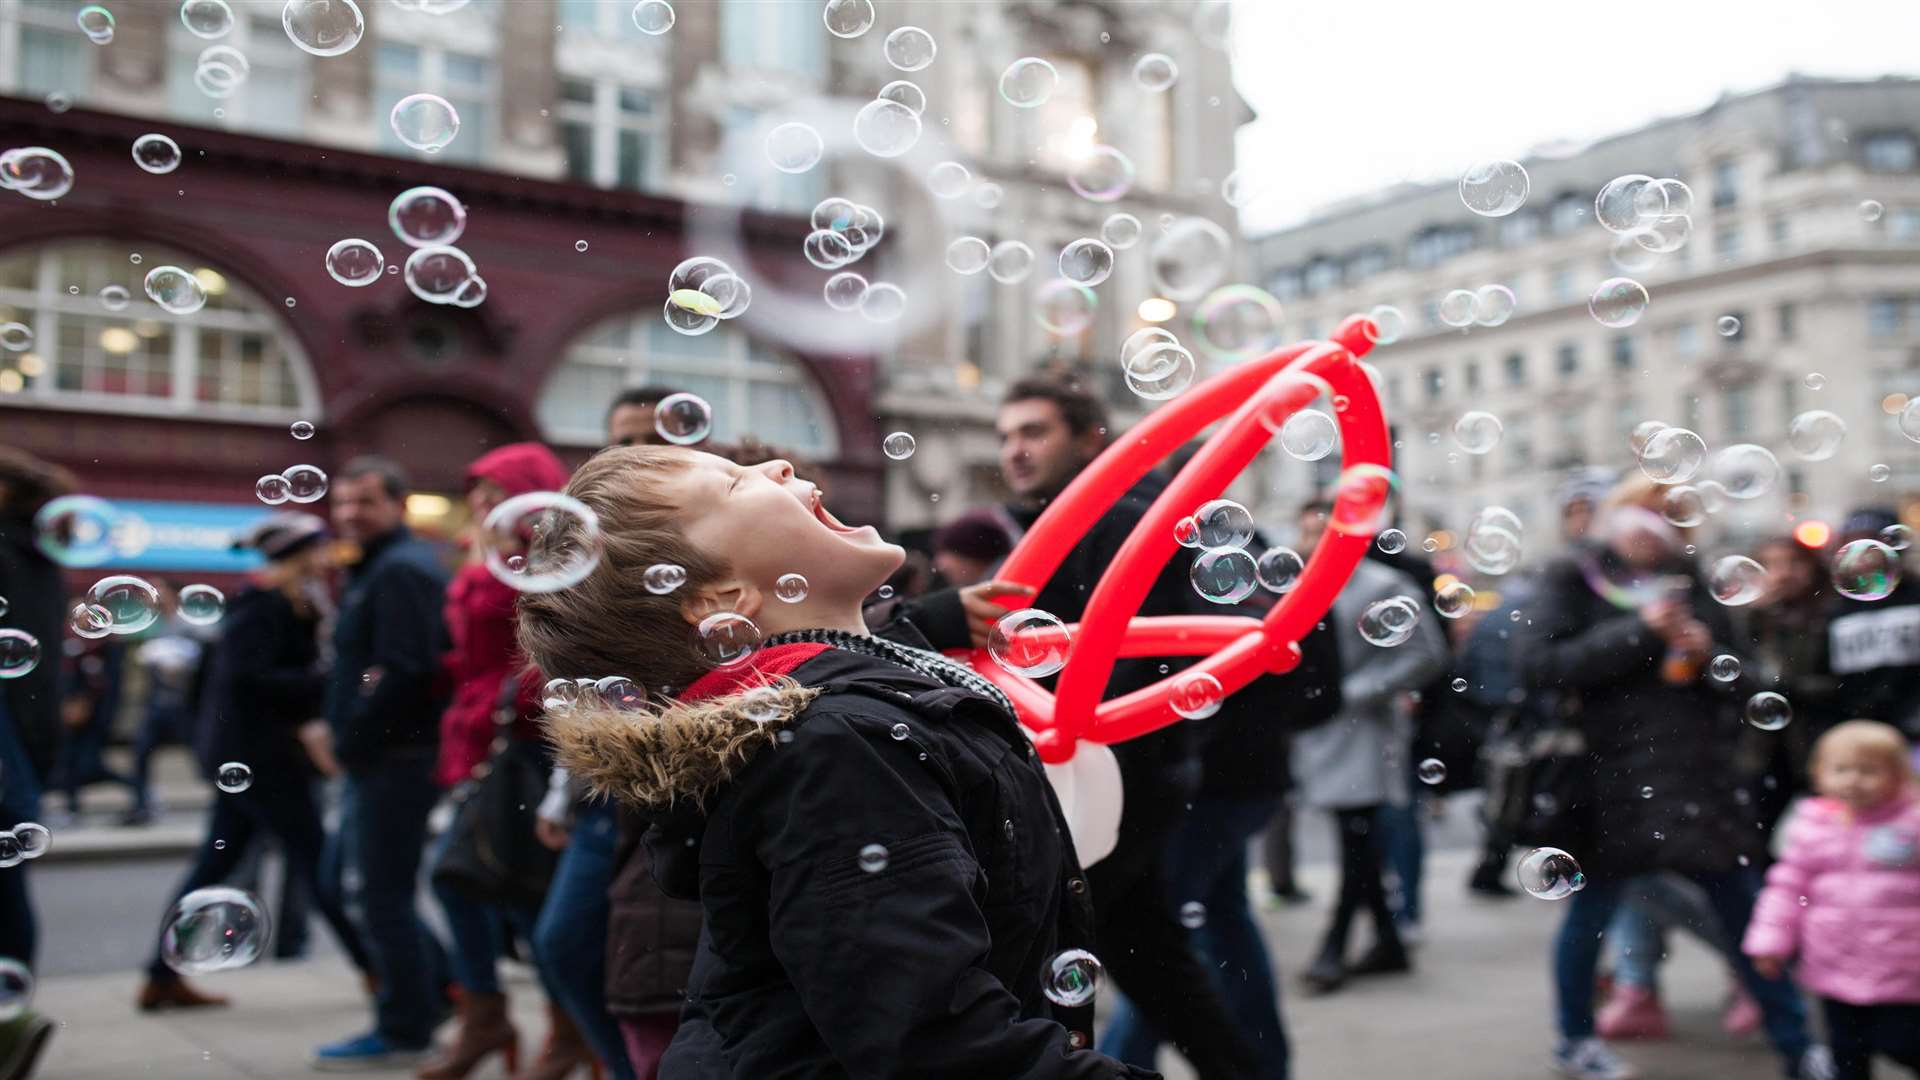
148, 771, 370, 981
1319, 806, 1401, 960
1824, 998, 1920, 1079
1086, 753, 1260, 1080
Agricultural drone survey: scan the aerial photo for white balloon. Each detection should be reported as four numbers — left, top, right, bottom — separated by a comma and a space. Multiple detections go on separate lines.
1040, 741, 1123, 867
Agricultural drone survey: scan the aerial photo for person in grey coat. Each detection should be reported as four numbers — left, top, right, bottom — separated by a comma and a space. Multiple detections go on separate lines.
1289, 499, 1448, 993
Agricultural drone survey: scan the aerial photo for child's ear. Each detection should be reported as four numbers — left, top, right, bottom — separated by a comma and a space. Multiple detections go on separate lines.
680, 579, 765, 626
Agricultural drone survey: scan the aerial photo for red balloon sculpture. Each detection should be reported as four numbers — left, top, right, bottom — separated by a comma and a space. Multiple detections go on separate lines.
962, 314, 1391, 764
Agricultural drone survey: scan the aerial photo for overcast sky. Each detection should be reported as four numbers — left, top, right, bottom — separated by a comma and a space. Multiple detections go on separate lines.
1230, 0, 1920, 235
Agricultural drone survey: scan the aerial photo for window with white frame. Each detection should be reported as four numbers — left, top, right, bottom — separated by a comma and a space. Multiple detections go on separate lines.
0, 241, 317, 420
164, 4, 312, 138
374, 41, 493, 164
0, 0, 95, 100
536, 315, 837, 455
558, 78, 664, 191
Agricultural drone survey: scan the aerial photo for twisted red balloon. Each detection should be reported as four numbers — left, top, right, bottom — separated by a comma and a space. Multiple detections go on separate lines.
963, 315, 1390, 763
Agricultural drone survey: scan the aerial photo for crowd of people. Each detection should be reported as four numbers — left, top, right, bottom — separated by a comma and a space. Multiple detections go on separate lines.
0, 369, 1918, 1080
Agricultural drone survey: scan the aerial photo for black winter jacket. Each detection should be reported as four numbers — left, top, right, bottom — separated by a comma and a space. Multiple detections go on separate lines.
323, 526, 449, 768
546, 635, 1157, 1080
194, 585, 325, 783
1514, 546, 1766, 879
0, 518, 64, 779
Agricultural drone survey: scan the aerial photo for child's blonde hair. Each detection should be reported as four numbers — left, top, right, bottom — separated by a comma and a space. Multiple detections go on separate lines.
516, 445, 728, 699
1811, 720, 1914, 779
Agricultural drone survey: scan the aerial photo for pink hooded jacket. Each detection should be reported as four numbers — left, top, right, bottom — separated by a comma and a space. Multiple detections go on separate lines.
1743, 789, 1920, 1005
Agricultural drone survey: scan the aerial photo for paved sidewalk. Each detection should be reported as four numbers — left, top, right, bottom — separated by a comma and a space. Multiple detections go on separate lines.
27, 849, 1788, 1080
35, 749, 210, 863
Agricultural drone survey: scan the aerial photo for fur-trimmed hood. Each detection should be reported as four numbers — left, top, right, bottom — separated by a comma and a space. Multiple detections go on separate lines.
545, 642, 830, 810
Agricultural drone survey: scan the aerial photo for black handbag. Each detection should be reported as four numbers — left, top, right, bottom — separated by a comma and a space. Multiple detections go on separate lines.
429, 674, 557, 910
1481, 695, 1594, 851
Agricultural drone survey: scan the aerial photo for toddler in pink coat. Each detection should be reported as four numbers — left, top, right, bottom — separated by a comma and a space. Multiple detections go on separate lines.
1744, 720, 1920, 1079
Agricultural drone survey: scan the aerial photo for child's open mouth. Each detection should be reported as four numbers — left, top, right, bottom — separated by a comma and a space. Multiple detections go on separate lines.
810, 488, 861, 534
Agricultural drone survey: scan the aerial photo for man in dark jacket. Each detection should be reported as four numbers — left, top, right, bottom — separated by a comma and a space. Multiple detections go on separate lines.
313, 457, 453, 1070
1825, 506, 1920, 742
900, 376, 1262, 1080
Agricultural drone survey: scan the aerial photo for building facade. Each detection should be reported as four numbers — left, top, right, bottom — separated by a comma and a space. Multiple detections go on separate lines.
1252, 76, 1920, 556
0, 0, 1251, 557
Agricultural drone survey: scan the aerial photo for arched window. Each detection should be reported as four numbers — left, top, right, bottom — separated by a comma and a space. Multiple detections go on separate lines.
537, 314, 839, 456
0, 240, 319, 420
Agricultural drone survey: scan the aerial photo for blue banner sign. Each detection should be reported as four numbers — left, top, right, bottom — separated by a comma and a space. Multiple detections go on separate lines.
36, 496, 271, 573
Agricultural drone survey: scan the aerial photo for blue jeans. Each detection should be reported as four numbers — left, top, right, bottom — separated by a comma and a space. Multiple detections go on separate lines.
0, 699, 41, 969
429, 823, 549, 999
1606, 873, 1733, 990
533, 800, 635, 1080
332, 750, 449, 1047
1375, 798, 1425, 926
1555, 869, 1809, 1067
1099, 794, 1289, 1080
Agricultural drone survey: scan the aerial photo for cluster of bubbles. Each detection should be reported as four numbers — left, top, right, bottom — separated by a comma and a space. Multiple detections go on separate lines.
1119, 327, 1197, 401
1170, 499, 1262, 605
192, 43, 251, 101
807, 199, 908, 323
1632, 422, 1785, 515
1436, 284, 1517, 329
1516, 847, 1586, 900
988, 608, 1071, 678
0, 822, 51, 868
1596, 174, 1695, 260
255, 464, 330, 506
540, 675, 648, 716
159, 886, 269, 975
1, 147, 77, 202
664, 256, 753, 336
1357, 595, 1423, 647
479, 492, 605, 594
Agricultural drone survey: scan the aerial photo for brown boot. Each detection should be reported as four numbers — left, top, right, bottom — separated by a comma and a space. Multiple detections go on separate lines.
507, 1003, 602, 1080
416, 991, 518, 1080
136, 976, 229, 1012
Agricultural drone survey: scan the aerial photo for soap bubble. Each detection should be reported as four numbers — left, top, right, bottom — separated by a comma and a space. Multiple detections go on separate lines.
1150, 218, 1230, 300
1472, 284, 1516, 327
1191, 285, 1283, 361
696, 612, 761, 668
325, 238, 385, 287
1459, 160, 1528, 217
643, 564, 685, 595
1100, 213, 1142, 249
858, 843, 888, 872
99, 284, 130, 310
774, 573, 809, 604
1709, 654, 1741, 682
1417, 759, 1448, 785
989, 609, 1070, 678
159, 886, 269, 974
0, 960, 30, 1023
1437, 289, 1476, 328
653, 392, 712, 444
1358, 596, 1422, 647
945, 237, 990, 275
389, 93, 460, 153
1661, 486, 1706, 528
824, 271, 868, 310
1744, 691, 1792, 731
882, 432, 916, 460
1636, 177, 1694, 218
68, 602, 112, 640
1716, 315, 1741, 337
1256, 547, 1303, 593
1860, 199, 1885, 223
1453, 411, 1503, 454
1058, 239, 1114, 287
194, 44, 250, 96
631, 0, 674, 33
1709, 555, 1767, 606
875, 81, 925, 118
1173, 517, 1200, 548
282, 464, 328, 503
1463, 515, 1523, 576
1169, 671, 1224, 719
822, 0, 875, 38
1632, 213, 1693, 255
388, 186, 466, 248
988, 241, 1035, 284
0, 324, 29, 352
1178, 901, 1206, 928
1638, 426, 1706, 484
998, 57, 1057, 108
1595, 174, 1657, 233
1516, 847, 1585, 900
11, 823, 48, 860
1434, 581, 1476, 619
1882, 524, 1913, 552
926, 161, 971, 198
88, 575, 161, 635
1708, 444, 1780, 500
1191, 548, 1258, 604
215, 762, 252, 794
1043, 949, 1102, 1007
480, 492, 604, 593
1033, 280, 1095, 335
860, 282, 907, 323
1589, 277, 1649, 328
0, 631, 41, 680
882, 26, 936, 71
144, 266, 208, 315
765, 122, 824, 173
252, 473, 288, 505
1805, 372, 1827, 390
1833, 539, 1901, 601
1067, 145, 1136, 203
1377, 529, 1406, 554
1610, 230, 1663, 273
132, 134, 182, 175
1872, 463, 1892, 483
178, 584, 226, 626
1364, 305, 1408, 345
1133, 53, 1177, 91
1787, 410, 1846, 461
1900, 399, 1920, 443
973, 182, 1004, 209
35, 495, 119, 568
282, 0, 365, 57
0, 147, 74, 201
1123, 340, 1195, 400
1279, 410, 1337, 461
803, 230, 855, 271
78, 4, 114, 43
182, 0, 235, 38
42, 91, 72, 113
853, 99, 921, 157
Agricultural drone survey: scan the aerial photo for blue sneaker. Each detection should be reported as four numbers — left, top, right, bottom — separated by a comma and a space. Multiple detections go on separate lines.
310, 1031, 432, 1072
